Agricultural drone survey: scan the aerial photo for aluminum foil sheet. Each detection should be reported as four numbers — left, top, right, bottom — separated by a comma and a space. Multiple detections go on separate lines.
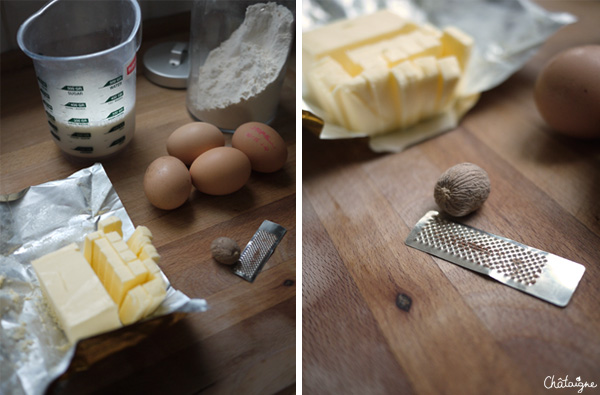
0, 163, 208, 395
302, 0, 576, 152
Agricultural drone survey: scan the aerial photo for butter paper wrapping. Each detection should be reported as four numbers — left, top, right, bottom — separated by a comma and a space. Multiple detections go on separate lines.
0, 164, 208, 395
302, 0, 576, 152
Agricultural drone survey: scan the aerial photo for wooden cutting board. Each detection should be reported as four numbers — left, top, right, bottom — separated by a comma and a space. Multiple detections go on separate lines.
303, 1, 600, 394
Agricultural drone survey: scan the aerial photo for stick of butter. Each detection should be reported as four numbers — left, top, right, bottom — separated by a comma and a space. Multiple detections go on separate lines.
85, 219, 167, 324
32, 243, 122, 344
303, 10, 474, 136
33, 218, 168, 343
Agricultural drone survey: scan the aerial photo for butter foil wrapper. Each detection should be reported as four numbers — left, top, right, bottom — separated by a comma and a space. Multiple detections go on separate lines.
302, 0, 576, 152
0, 163, 208, 395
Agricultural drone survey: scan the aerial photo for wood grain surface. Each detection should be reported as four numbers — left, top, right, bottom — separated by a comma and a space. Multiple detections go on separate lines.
302, 1, 600, 394
0, 12, 296, 395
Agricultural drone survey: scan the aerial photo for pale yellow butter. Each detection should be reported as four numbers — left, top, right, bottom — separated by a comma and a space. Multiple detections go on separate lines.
441, 26, 474, 70
303, 10, 474, 135
94, 238, 138, 305
32, 243, 121, 343
303, 10, 418, 76
35, 217, 167, 337
305, 57, 352, 125
126, 225, 153, 256
436, 56, 462, 111
139, 244, 160, 263
119, 285, 151, 325
141, 277, 167, 316
413, 56, 440, 119
88, 220, 165, 321
119, 277, 167, 325
98, 216, 122, 237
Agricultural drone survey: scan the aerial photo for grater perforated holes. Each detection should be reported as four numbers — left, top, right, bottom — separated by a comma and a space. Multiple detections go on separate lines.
236, 230, 278, 276
414, 215, 547, 286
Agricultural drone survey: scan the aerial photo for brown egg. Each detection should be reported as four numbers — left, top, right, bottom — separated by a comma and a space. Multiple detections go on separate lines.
534, 45, 600, 138
232, 122, 288, 173
189, 147, 251, 195
166, 122, 225, 166
144, 156, 192, 210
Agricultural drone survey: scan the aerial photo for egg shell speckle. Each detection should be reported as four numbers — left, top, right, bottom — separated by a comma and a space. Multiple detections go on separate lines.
232, 122, 287, 173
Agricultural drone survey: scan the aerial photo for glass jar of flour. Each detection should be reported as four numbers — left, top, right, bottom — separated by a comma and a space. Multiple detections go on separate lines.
186, 1, 294, 131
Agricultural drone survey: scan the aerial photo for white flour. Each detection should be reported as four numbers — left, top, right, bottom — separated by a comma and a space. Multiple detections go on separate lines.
188, 2, 294, 130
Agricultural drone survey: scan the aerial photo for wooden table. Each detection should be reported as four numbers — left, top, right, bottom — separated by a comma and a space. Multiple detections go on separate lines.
0, 13, 296, 394
302, 1, 600, 394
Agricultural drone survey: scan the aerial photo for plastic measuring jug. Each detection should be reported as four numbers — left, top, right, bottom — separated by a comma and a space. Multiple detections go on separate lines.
17, 0, 142, 160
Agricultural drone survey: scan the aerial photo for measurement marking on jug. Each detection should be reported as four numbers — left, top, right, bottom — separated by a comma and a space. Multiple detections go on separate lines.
107, 122, 125, 134
62, 85, 83, 96
37, 77, 47, 89
109, 136, 126, 147
42, 100, 53, 110
50, 130, 60, 141
48, 121, 57, 131
64, 102, 86, 108
70, 132, 91, 139
107, 107, 124, 119
73, 146, 93, 153
105, 92, 123, 103
102, 75, 123, 88
40, 89, 50, 99
46, 111, 55, 121
68, 118, 89, 124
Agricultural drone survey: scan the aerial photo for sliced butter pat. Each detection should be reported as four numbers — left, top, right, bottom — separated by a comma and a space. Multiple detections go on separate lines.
139, 244, 160, 263
127, 226, 153, 256
436, 56, 462, 111
32, 243, 121, 343
103, 231, 122, 246
413, 56, 440, 119
119, 285, 151, 325
362, 67, 399, 132
141, 277, 167, 316
334, 76, 383, 133
303, 10, 418, 75
119, 277, 167, 325
307, 57, 352, 125
98, 216, 122, 237
392, 61, 425, 128
127, 259, 150, 285
84, 231, 102, 266
384, 31, 441, 66
142, 258, 162, 281
441, 26, 473, 71
421, 23, 443, 38
346, 41, 389, 72
93, 238, 137, 306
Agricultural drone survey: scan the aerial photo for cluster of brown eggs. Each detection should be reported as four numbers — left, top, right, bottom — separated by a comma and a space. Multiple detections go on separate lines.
143, 121, 287, 210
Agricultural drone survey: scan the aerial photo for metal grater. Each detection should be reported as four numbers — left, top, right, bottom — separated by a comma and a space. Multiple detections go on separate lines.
405, 211, 585, 307
233, 220, 287, 282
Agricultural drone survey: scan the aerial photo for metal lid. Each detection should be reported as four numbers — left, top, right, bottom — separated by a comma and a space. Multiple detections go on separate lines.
143, 41, 190, 89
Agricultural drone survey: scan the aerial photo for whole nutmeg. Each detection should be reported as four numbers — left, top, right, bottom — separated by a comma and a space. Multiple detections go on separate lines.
210, 237, 241, 265
434, 163, 490, 217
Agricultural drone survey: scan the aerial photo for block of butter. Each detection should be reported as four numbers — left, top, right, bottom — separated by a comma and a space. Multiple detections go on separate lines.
32, 217, 167, 343
32, 243, 122, 344
84, 219, 167, 325
303, 10, 474, 136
